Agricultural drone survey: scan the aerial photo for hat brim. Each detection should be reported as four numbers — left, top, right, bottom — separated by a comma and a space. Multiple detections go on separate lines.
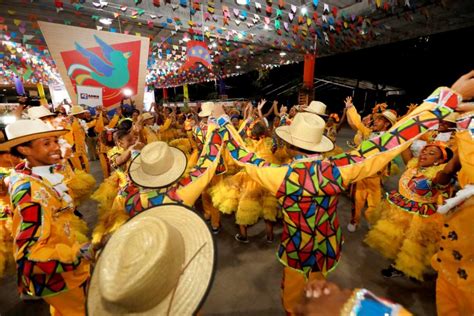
87, 204, 216, 316
70, 110, 88, 116
198, 110, 212, 118
128, 146, 187, 188
303, 108, 328, 117
30, 113, 56, 120
0, 129, 68, 152
275, 126, 334, 153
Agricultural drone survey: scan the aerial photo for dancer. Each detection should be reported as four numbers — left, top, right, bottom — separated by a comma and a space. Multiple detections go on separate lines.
364, 142, 453, 280
0, 120, 92, 316
432, 108, 474, 316
210, 77, 471, 314
345, 97, 397, 231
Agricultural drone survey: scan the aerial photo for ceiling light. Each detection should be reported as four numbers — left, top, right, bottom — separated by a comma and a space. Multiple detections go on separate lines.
212, 42, 217, 48
236, 65, 241, 69
264, 24, 269, 30
236, 0, 247, 5
279, 51, 286, 56
99, 18, 113, 25
300, 7, 307, 15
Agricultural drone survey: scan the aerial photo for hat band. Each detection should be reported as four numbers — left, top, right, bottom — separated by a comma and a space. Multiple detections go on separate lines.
166, 242, 207, 316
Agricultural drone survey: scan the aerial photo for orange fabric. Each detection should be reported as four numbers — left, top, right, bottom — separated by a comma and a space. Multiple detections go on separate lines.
43, 286, 86, 316
351, 176, 382, 225
436, 274, 474, 316
281, 267, 324, 315
202, 189, 220, 229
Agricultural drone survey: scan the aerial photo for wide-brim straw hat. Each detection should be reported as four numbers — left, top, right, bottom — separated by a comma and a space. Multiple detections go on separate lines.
303, 101, 328, 116
378, 110, 397, 126
0, 119, 67, 151
198, 102, 215, 117
87, 204, 216, 316
69, 105, 88, 116
275, 112, 334, 153
141, 112, 154, 121
27, 106, 55, 120
128, 141, 187, 188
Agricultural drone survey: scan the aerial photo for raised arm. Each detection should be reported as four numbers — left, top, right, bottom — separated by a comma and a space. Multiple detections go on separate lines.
331, 86, 464, 187
344, 96, 371, 138
176, 125, 225, 206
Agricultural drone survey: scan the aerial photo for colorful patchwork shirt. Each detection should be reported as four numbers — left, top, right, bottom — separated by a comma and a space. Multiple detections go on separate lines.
8, 163, 89, 297
117, 126, 225, 218
218, 87, 461, 276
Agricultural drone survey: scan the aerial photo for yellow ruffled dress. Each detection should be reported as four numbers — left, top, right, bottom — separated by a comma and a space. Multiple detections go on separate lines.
365, 158, 450, 280
210, 137, 281, 225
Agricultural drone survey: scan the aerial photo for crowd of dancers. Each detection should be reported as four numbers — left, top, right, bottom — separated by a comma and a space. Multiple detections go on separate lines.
1, 71, 474, 315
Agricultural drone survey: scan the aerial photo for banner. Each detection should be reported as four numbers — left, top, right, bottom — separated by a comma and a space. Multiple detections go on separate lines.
39, 22, 149, 110
183, 84, 189, 101
49, 82, 72, 106
77, 85, 103, 107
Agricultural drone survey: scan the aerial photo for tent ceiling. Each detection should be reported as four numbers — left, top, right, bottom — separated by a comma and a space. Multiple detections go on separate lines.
1, 0, 473, 87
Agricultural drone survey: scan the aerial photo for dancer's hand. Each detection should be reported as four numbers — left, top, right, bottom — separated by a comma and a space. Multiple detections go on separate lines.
451, 70, 474, 101
295, 280, 352, 316
344, 96, 353, 108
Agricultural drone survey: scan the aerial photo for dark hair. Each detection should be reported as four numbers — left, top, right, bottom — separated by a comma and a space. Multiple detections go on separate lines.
113, 129, 131, 145
285, 143, 320, 155
10, 141, 32, 159
445, 147, 454, 162
132, 109, 140, 115
250, 121, 268, 139
117, 119, 133, 132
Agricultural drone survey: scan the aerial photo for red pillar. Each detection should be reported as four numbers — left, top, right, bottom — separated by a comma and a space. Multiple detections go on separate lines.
303, 54, 316, 89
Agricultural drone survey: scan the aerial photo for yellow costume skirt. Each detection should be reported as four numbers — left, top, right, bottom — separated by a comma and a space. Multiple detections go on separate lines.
365, 199, 444, 280
65, 169, 96, 206
210, 171, 280, 225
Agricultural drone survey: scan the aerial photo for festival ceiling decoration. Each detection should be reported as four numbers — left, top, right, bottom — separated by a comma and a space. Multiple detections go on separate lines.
0, 0, 473, 88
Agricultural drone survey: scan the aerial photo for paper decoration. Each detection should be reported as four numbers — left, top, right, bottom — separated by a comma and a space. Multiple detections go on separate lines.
14, 76, 25, 95
183, 83, 189, 100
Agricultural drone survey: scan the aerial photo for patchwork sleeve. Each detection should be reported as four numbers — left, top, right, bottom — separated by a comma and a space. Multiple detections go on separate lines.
219, 117, 288, 195
11, 180, 82, 265
332, 87, 462, 186
176, 126, 224, 206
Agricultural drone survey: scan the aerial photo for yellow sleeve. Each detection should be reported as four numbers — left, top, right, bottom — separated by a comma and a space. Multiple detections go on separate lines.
108, 114, 119, 129
95, 114, 105, 134
346, 106, 371, 138
86, 119, 96, 129
223, 121, 288, 195
176, 128, 222, 206
332, 87, 462, 186
160, 118, 172, 132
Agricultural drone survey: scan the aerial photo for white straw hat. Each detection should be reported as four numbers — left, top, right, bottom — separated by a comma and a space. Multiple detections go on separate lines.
69, 105, 88, 116
87, 204, 216, 316
378, 110, 397, 126
141, 112, 155, 121
198, 102, 215, 117
275, 112, 334, 153
128, 141, 187, 188
27, 106, 55, 120
0, 119, 67, 151
303, 101, 328, 116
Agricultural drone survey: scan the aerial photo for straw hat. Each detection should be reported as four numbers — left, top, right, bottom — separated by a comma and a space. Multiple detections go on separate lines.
198, 102, 215, 117
27, 106, 55, 120
87, 204, 215, 316
303, 101, 328, 116
141, 112, 155, 121
128, 141, 187, 188
378, 110, 397, 126
69, 105, 88, 116
275, 112, 334, 153
0, 119, 67, 151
